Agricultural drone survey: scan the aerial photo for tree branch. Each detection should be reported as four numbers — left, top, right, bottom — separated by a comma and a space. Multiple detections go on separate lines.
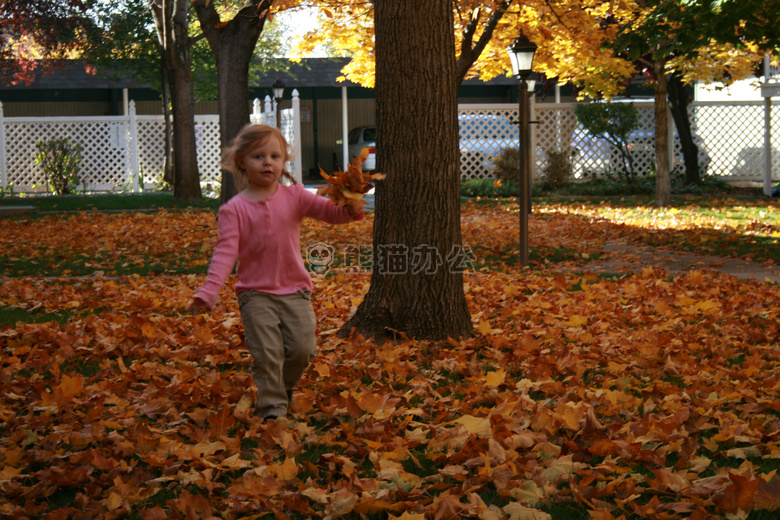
454, 0, 511, 85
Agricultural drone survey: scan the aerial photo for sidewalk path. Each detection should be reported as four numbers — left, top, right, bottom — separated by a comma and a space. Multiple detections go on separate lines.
563, 239, 780, 284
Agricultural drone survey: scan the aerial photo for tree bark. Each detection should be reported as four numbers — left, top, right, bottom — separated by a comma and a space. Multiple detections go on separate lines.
668, 72, 701, 185
339, 0, 473, 342
654, 59, 671, 207
193, 0, 269, 204
149, 0, 202, 200
160, 45, 174, 187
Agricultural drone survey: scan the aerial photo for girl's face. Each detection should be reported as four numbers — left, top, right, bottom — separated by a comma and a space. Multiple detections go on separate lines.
240, 135, 285, 195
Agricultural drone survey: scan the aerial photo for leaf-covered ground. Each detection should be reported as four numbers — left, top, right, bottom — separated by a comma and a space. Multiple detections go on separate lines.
1, 197, 779, 520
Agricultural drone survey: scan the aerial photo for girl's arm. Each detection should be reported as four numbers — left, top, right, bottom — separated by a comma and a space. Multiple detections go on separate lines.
193, 205, 241, 309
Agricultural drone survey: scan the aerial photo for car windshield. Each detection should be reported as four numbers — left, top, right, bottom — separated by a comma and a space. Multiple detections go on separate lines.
363, 127, 376, 142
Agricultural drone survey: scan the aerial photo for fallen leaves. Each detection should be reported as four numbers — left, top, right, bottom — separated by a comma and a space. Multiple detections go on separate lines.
1, 198, 779, 518
317, 147, 385, 214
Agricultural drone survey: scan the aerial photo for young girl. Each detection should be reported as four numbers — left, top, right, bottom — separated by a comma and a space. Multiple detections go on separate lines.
189, 123, 363, 421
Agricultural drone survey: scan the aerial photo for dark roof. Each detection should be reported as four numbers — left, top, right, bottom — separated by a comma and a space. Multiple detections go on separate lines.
1, 58, 516, 91
256, 58, 516, 88
0, 60, 144, 90
262, 58, 359, 88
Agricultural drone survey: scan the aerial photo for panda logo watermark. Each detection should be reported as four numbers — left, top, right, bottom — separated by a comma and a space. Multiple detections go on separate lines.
306, 243, 334, 273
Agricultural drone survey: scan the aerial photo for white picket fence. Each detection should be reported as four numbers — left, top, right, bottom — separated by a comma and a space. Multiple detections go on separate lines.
1, 94, 779, 195
0, 91, 302, 195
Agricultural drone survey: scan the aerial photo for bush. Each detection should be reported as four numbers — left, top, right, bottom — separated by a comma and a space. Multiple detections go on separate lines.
490, 147, 520, 183
542, 149, 572, 189
35, 138, 83, 195
461, 178, 519, 198
574, 102, 639, 182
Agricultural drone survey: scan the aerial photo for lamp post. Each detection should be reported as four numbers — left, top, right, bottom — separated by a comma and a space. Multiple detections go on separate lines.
507, 32, 537, 268
272, 79, 285, 128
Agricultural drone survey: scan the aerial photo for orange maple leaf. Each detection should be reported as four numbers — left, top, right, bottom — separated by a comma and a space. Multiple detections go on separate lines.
317, 148, 385, 214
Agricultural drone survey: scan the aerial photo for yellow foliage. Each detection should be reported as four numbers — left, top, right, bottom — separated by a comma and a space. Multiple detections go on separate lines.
291, 0, 763, 100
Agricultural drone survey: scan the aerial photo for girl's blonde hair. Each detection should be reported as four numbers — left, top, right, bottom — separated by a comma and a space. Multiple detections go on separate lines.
221, 123, 296, 190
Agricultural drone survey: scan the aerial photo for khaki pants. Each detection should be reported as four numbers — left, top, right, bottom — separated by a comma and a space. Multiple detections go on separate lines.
238, 290, 317, 418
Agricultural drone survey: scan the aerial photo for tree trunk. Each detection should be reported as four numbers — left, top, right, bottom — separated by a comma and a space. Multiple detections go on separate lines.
339, 0, 473, 342
149, 0, 201, 201
194, 0, 268, 204
654, 60, 671, 207
160, 46, 174, 187
167, 53, 201, 200
668, 72, 701, 185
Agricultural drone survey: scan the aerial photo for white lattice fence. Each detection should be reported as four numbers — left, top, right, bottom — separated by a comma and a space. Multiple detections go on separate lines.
461, 100, 779, 184
3, 118, 131, 193
0, 94, 301, 194
691, 101, 780, 180
135, 117, 166, 188
458, 102, 662, 182
2, 98, 776, 193
535, 102, 663, 179
458, 104, 519, 180
193, 117, 222, 189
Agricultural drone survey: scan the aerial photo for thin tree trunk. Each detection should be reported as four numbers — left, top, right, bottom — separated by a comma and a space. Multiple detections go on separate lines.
668, 72, 701, 185
194, 0, 268, 204
339, 0, 473, 342
149, 0, 201, 200
167, 52, 201, 199
654, 59, 671, 207
160, 45, 174, 187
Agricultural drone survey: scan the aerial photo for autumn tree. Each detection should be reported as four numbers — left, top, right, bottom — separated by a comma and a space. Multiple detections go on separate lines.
339, 0, 473, 341
607, 1, 768, 205
193, 0, 278, 204
296, 0, 637, 165
0, 0, 94, 85
147, 0, 203, 200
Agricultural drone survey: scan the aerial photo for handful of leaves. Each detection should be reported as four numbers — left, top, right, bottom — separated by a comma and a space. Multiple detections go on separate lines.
317, 148, 385, 215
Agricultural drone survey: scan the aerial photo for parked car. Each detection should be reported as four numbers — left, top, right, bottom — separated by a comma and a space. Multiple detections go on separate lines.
618, 129, 711, 175
335, 126, 376, 172
571, 125, 711, 177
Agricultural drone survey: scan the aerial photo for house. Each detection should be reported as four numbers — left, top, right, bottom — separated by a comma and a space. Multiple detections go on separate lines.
2, 58, 556, 179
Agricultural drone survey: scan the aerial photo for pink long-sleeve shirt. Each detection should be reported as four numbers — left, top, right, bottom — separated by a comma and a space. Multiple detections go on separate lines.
195, 183, 363, 308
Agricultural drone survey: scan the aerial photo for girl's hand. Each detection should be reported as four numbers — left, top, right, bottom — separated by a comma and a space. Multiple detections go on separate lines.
347, 205, 364, 218
188, 297, 210, 314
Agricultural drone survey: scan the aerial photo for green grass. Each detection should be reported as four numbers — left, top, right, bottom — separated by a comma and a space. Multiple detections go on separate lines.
0, 253, 208, 278
0, 306, 72, 327
0, 192, 220, 212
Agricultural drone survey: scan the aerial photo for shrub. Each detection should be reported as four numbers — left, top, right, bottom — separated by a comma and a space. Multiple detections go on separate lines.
542, 149, 572, 189
35, 138, 84, 195
574, 102, 639, 182
460, 178, 519, 198
490, 147, 520, 183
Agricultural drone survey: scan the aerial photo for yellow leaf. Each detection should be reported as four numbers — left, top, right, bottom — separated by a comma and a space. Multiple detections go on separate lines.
503, 502, 552, 520
273, 457, 299, 481
54, 374, 83, 402
540, 455, 584, 482
313, 363, 330, 377
234, 394, 252, 417
485, 368, 506, 388
390, 513, 427, 520
566, 315, 588, 327
302, 487, 329, 504
103, 492, 124, 511
454, 415, 492, 438
509, 481, 546, 506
